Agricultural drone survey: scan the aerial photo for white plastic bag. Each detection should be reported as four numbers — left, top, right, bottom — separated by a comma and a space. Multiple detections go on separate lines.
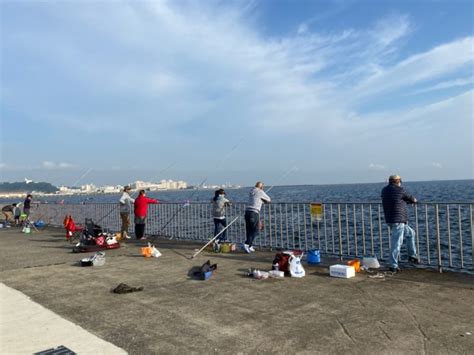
289, 255, 305, 278
362, 257, 380, 269
151, 246, 162, 258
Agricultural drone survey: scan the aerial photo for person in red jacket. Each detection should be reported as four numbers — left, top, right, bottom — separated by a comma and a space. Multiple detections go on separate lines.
134, 190, 158, 240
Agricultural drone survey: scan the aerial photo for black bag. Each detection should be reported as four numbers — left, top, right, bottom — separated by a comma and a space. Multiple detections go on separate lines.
195, 260, 217, 280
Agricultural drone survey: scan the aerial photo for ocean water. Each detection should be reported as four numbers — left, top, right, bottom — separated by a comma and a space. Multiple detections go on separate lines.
2, 179, 472, 204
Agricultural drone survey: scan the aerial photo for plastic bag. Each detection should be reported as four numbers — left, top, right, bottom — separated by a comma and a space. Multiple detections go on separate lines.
289, 255, 305, 278
141, 243, 161, 258
151, 246, 162, 258
362, 257, 380, 269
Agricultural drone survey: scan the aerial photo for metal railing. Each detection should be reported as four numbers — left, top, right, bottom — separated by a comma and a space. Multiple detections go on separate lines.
21, 201, 474, 272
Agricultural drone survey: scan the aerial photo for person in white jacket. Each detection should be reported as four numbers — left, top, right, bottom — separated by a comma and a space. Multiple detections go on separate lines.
211, 189, 231, 243
243, 182, 271, 253
119, 186, 134, 239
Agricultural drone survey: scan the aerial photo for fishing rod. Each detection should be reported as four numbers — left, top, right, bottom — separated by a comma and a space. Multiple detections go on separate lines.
190, 216, 240, 259
265, 166, 298, 193
185, 164, 299, 255
161, 137, 245, 239
93, 162, 178, 225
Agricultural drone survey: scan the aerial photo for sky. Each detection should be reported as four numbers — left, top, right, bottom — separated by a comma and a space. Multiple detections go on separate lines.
1, 0, 473, 187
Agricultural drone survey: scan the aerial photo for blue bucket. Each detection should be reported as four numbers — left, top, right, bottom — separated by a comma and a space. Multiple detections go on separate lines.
307, 249, 321, 264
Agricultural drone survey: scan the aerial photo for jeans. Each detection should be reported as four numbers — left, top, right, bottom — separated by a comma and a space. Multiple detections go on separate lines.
213, 218, 227, 242
389, 223, 417, 268
245, 210, 259, 247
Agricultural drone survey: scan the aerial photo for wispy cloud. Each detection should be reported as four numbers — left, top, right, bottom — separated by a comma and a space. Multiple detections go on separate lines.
42, 161, 76, 170
411, 78, 473, 95
369, 163, 386, 171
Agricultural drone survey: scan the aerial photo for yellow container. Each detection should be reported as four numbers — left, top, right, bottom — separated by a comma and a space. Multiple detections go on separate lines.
221, 243, 231, 253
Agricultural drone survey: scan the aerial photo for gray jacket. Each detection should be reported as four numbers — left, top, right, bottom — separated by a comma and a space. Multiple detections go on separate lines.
245, 187, 271, 213
119, 192, 135, 213
211, 195, 230, 218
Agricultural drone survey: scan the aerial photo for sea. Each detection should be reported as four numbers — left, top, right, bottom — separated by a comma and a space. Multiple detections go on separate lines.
1, 179, 473, 204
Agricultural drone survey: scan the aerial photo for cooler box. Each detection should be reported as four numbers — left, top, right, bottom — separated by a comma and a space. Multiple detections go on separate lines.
329, 264, 355, 279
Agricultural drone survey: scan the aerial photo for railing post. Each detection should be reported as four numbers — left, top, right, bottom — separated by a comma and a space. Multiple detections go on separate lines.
337, 204, 342, 260
458, 205, 464, 269
435, 204, 442, 273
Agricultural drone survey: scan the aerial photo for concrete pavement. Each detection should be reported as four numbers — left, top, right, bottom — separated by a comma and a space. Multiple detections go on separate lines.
0, 227, 473, 354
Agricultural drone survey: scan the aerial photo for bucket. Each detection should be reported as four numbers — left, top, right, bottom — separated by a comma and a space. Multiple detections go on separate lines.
307, 249, 320, 264
221, 243, 231, 253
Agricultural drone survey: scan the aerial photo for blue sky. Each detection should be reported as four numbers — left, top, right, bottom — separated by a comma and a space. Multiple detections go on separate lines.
1, 0, 473, 187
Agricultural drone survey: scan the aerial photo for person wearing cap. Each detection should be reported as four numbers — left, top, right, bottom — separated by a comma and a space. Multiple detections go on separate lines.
381, 175, 419, 273
134, 190, 159, 240
211, 189, 231, 243
119, 186, 134, 239
23, 194, 32, 217
243, 181, 271, 253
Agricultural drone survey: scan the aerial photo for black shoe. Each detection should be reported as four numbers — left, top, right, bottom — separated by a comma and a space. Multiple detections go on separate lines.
408, 256, 420, 264
389, 267, 401, 273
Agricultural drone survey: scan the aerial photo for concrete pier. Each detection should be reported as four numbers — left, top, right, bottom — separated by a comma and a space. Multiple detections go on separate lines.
1, 227, 473, 354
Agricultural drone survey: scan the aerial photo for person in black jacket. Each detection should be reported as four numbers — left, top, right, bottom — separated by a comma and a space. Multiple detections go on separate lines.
381, 175, 419, 273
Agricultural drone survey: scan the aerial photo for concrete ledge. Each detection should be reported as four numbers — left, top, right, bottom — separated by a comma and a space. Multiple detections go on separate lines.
0, 282, 126, 354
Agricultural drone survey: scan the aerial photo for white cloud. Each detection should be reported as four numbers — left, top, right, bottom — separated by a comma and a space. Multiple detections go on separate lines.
411, 78, 473, 95
351, 37, 474, 102
369, 14, 411, 47
42, 161, 76, 169
432, 162, 443, 169
369, 163, 386, 171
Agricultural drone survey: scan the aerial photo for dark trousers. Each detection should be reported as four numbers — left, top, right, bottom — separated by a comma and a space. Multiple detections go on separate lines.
244, 210, 259, 247
213, 218, 227, 242
135, 224, 146, 239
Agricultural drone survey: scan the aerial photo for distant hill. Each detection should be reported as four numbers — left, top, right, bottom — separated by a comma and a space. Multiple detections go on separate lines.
0, 182, 59, 193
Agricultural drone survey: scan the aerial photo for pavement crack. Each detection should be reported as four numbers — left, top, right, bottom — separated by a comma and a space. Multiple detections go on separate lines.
377, 323, 392, 341
336, 317, 356, 344
24, 262, 67, 269
397, 298, 429, 354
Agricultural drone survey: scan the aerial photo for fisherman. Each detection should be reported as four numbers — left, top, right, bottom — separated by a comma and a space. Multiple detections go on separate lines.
119, 186, 134, 239
13, 203, 21, 226
243, 182, 271, 253
134, 190, 158, 240
1, 204, 15, 224
211, 189, 231, 244
381, 174, 419, 273
23, 194, 32, 217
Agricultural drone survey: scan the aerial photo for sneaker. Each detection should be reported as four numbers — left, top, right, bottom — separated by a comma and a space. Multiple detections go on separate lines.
389, 267, 401, 273
408, 256, 420, 264
124, 233, 131, 239
242, 244, 251, 254
249, 246, 255, 252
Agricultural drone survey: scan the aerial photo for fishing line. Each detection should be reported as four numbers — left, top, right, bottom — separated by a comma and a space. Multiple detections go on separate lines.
72, 168, 93, 187
266, 166, 299, 193
161, 136, 246, 239
93, 161, 178, 225
183, 164, 298, 258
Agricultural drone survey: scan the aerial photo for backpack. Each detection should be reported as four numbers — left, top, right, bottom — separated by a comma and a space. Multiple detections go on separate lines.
272, 252, 293, 275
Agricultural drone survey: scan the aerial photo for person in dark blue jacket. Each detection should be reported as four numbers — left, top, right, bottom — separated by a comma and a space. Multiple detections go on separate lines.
381, 175, 419, 273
